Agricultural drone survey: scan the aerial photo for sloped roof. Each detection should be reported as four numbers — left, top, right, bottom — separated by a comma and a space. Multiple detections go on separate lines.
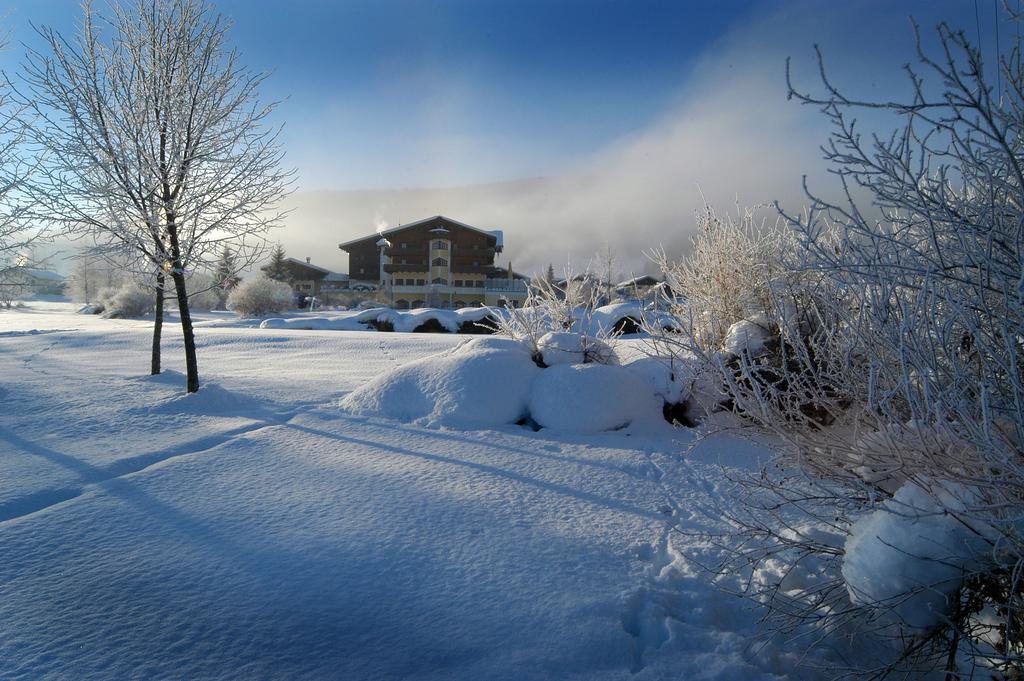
615, 275, 661, 288
19, 268, 65, 281
338, 215, 503, 250
285, 257, 331, 274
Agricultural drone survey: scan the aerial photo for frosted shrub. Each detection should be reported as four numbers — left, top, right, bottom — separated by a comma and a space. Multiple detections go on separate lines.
488, 267, 612, 367
654, 204, 806, 351
644, 204, 839, 424
699, 17, 1024, 678
227, 275, 293, 317
102, 281, 154, 318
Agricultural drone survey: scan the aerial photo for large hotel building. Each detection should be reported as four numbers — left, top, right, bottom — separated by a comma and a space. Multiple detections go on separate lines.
339, 215, 529, 309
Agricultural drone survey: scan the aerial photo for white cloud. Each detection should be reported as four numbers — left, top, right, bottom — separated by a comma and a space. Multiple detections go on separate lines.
270, 0, 968, 278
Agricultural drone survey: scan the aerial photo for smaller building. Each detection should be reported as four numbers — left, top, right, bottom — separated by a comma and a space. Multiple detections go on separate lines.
263, 257, 349, 301
0, 266, 66, 298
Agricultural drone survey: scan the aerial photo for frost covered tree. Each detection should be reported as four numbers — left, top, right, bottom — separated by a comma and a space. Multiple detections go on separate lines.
682, 14, 1024, 677
0, 37, 36, 303
212, 245, 240, 309
23, 0, 292, 392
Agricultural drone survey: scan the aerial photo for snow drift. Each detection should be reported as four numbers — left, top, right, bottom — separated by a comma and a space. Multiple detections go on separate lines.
528, 363, 659, 434
340, 338, 539, 428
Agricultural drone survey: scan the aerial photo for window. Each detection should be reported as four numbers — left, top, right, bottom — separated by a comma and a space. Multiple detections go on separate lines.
432, 277, 448, 285
395, 299, 410, 309
359, 268, 365, 274
400, 242, 407, 248
475, 280, 484, 288
432, 257, 448, 267
472, 261, 479, 267
453, 279, 463, 287
432, 240, 448, 250
394, 278, 404, 286
416, 279, 425, 286
472, 244, 479, 250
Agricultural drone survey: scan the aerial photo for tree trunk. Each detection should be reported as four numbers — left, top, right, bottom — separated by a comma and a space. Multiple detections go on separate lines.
170, 268, 198, 393
165, 218, 199, 393
151, 270, 164, 375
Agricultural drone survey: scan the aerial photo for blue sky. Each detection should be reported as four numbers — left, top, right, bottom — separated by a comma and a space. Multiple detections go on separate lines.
3, 0, 993, 192
0, 0, 1010, 273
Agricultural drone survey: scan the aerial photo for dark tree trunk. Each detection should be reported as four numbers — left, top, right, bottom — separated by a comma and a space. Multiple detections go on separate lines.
170, 267, 198, 393
151, 270, 164, 375
165, 218, 199, 393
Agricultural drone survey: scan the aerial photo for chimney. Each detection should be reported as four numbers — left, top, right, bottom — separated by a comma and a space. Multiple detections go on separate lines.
305, 257, 311, 264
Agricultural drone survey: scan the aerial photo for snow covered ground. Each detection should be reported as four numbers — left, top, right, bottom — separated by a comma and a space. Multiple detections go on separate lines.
1, 301, 812, 680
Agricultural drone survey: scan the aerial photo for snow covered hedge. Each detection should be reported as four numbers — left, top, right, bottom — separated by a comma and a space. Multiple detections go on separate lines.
341, 333, 689, 434
258, 303, 673, 338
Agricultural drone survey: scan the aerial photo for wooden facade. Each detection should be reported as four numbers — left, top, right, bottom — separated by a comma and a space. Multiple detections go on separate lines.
339, 215, 528, 308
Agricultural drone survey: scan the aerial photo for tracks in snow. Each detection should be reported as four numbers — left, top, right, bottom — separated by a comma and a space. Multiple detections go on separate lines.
620, 448, 724, 673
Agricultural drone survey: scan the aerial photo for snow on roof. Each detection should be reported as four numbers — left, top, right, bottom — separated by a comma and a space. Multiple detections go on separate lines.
338, 215, 503, 250
615, 275, 661, 289
285, 257, 331, 274
19, 268, 65, 281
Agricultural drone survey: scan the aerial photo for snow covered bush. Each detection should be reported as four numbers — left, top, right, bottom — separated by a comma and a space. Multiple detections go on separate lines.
101, 281, 154, 318
341, 337, 540, 428
227, 275, 293, 317
699, 16, 1024, 678
528, 363, 658, 433
653, 204, 805, 352
341, 335, 670, 434
643, 204, 839, 426
536, 331, 616, 366
488, 266, 610, 366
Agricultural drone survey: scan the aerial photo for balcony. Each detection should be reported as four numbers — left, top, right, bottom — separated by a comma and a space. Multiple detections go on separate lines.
383, 263, 427, 273
485, 280, 528, 293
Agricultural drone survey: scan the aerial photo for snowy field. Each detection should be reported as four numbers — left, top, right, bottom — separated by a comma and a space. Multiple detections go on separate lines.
1, 302, 813, 680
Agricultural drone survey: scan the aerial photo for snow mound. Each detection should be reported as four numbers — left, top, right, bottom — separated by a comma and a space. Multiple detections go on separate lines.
528, 363, 659, 434
451, 336, 531, 354
537, 332, 616, 366
586, 302, 645, 336
341, 339, 539, 428
621, 355, 694, 404
842, 481, 994, 630
722, 314, 773, 358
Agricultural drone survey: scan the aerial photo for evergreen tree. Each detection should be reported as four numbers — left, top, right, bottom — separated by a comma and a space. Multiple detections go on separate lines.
545, 263, 556, 284
213, 246, 240, 309
262, 243, 291, 283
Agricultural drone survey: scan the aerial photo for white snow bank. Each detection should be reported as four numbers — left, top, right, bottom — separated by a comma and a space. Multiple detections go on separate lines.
842, 481, 995, 630
255, 303, 673, 339
528, 363, 660, 434
537, 331, 616, 366
340, 338, 539, 428
260, 306, 497, 333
